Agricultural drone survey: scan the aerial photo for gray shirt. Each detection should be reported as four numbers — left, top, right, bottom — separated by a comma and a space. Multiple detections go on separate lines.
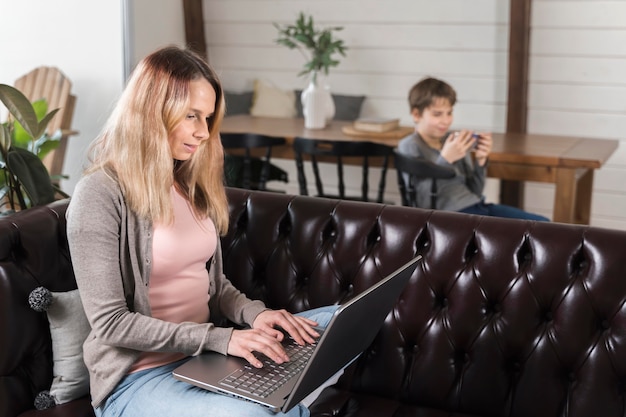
397, 132, 486, 211
66, 169, 266, 408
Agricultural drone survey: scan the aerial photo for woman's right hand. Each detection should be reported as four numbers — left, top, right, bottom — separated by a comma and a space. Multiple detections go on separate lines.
227, 328, 290, 368
441, 130, 475, 163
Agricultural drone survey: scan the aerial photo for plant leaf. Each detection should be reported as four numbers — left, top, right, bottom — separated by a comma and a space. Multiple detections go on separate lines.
32, 99, 49, 120
33, 108, 60, 140
0, 84, 39, 139
6, 147, 55, 206
36, 136, 60, 160
0, 124, 10, 155
12, 119, 31, 148
273, 13, 347, 77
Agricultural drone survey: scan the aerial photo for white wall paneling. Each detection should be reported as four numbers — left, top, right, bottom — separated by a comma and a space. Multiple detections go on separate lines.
203, 0, 508, 126
203, 0, 508, 210
203, 0, 626, 229
527, 0, 626, 229
2, 0, 624, 229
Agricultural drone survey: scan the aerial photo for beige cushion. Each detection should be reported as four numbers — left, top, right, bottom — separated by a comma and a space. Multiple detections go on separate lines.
250, 79, 297, 118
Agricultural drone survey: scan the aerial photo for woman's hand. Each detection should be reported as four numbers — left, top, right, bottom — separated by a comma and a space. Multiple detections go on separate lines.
253, 309, 319, 346
226, 309, 319, 368
441, 130, 475, 163
227, 327, 289, 368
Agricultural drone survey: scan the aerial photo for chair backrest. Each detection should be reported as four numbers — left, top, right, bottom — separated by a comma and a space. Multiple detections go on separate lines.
220, 132, 287, 190
293, 137, 393, 203
14, 66, 75, 136
14, 66, 77, 177
393, 149, 455, 209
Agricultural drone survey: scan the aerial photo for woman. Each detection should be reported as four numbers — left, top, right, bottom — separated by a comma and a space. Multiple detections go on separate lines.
67, 46, 334, 417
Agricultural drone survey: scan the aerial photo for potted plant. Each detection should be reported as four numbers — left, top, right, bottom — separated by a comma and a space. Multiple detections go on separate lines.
274, 12, 348, 129
0, 83, 67, 215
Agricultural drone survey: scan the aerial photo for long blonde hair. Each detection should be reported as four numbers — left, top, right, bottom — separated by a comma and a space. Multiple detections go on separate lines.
87, 46, 229, 234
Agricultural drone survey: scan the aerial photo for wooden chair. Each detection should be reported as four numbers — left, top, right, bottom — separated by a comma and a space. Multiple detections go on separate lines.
14, 66, 77, 179
220, 132, 288, 191
293, 137, 393, 203
393, 149, 455, 209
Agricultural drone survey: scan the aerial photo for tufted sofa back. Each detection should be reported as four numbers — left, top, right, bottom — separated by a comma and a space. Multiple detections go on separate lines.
223, 189, 626, 417
3, 187, 626, 417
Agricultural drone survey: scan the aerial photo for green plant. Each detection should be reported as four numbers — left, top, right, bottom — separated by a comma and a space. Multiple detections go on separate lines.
0, 83, 67, 214
274, 12, 347, 82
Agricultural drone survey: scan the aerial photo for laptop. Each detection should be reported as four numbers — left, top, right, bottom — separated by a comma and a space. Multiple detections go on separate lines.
172, 255, 421, 413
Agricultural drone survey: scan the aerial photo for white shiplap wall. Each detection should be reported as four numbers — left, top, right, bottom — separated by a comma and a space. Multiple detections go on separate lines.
203, 0, 507, 206
527, 0, 626, 230
204, 0, 509, 131
203, 0, 626, 230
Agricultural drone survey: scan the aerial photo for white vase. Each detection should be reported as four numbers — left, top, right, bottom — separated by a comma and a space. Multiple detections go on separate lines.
301, 72, 335, 129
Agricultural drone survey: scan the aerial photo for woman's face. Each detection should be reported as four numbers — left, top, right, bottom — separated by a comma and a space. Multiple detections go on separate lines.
168, 78, 216, 161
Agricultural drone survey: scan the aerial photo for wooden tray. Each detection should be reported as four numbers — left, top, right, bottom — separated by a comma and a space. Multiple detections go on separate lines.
342, 125, 414, 140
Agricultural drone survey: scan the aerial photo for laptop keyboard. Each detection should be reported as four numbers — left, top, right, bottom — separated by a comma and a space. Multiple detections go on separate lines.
219, 337, 317, 398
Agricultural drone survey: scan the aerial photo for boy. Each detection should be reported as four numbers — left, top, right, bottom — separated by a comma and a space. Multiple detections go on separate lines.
397, 77, 548, 221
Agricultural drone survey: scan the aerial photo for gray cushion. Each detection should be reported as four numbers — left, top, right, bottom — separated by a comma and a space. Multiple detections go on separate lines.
47, 289, 91, 404
224, 91, 254, 115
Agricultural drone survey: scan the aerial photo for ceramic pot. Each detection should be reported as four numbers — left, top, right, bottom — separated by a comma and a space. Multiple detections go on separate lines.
301, 72, 335, 129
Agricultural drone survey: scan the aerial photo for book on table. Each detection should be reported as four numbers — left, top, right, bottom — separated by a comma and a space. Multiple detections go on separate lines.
353, 117, 400, 133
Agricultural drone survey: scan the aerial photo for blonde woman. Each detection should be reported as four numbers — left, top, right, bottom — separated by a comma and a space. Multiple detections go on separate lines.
67, 46, 334, 417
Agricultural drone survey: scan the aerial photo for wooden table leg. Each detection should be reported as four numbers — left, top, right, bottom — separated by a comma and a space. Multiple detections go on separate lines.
574, 168, 593, 225
499, 180, 524, 209
554, 168, 577, 224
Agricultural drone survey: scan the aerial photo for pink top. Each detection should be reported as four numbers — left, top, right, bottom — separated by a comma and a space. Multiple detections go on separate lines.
129, 187, 217, 373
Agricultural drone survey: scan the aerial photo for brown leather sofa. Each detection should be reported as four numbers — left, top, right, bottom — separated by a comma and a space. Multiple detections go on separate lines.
3, 187, 626, 417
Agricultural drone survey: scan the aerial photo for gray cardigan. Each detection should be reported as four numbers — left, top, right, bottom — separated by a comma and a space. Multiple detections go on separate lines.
397, 132, 486, 211
66, 169, 266, 408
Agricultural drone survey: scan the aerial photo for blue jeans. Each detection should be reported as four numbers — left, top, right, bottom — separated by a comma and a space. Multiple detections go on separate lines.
94, 306, 338, 417
459, 201, 549, 221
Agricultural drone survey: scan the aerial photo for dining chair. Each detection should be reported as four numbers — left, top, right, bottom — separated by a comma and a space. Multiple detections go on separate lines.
393, 149, 456, 209
220, 132, 288, 191
293, 137, 394, 203
14, 66, 77, 179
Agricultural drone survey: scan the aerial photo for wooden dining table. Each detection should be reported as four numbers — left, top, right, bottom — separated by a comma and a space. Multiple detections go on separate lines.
220, 115, 619, 225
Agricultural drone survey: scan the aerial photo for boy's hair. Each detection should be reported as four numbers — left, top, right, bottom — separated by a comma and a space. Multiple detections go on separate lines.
408, 77, 457, 113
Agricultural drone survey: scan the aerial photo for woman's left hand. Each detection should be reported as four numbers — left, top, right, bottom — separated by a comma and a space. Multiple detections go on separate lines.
474, 132, 493, 166
252, 309, 319, 346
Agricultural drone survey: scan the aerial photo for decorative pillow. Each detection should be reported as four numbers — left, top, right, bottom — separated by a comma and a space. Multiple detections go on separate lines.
250, 79, 297, 118
224, 90, 253, 115
29, 287, 91, 409
295, 90, 366, 121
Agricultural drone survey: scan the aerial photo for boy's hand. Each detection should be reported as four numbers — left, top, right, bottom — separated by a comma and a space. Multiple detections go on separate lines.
473, 132, 493, 166
441, 130, 475, 163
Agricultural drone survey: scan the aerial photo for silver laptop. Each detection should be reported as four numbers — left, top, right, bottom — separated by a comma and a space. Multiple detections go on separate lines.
172, 256, 421, 413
